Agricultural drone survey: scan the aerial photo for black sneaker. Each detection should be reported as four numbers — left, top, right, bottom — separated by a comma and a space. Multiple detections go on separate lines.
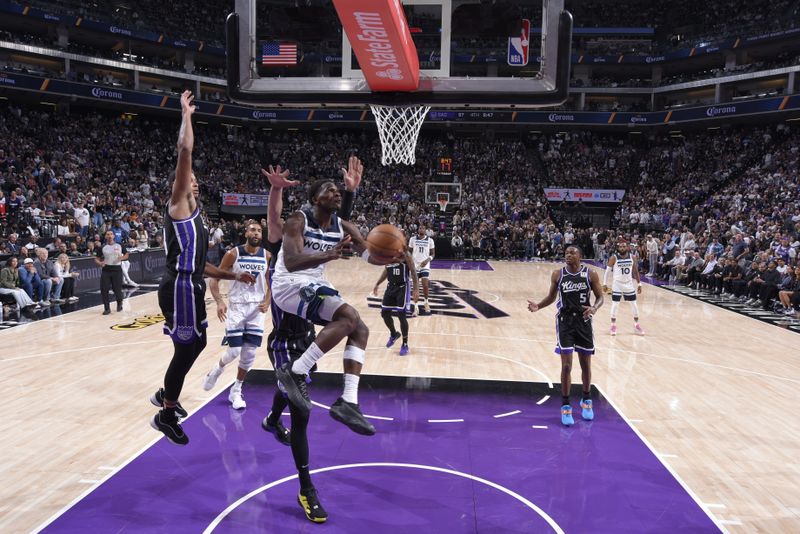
150, 388, 188, 418
329, 397, 375, 436
262, 415, 291, 446
298, 488, 328, 523
150, 410, 189, 445
116, 302, 123, 312
102, 309, 111, 315
275, 362, 311, 415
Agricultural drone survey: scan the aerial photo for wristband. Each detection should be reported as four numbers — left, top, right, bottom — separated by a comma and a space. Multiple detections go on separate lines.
361, 250, 371, 262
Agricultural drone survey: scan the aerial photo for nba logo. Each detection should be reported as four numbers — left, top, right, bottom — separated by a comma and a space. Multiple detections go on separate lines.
507, 19, 531, 67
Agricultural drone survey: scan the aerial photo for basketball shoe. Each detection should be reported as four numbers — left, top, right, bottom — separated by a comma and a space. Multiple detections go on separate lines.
276, 362, 311, 415
229, 382, 246, 410
634, 323, 645, 336
150, 388, 188, 418
561, 404, 574, 426
386, 332, 401, 348
330, 397, 375, 435
262, 414, 291, 446
150, 410, 189, 445
580, 399, 594, 420
203, 364, 223, 391
610, 324, 617, 336
298, 488, 328, 523
399, 344, 409, 356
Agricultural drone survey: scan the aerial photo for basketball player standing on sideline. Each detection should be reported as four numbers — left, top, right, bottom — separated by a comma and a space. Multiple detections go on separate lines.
603, 239, 644, 336
202, 220, 270, 409
528, 246, 604, 426
373, 251, 418, 355
261, 159, 361, 523
150, 91, 254, 445
273, 159, 396, 437
409, 225, 435, 314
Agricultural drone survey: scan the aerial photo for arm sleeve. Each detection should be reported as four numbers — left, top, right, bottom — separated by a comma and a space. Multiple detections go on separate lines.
339, 190, 355, 221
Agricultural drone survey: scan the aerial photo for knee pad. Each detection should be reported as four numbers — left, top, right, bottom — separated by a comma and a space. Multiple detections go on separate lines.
221, 346, 241, 365
239, 344, 257, 371
343, 344, 365, 364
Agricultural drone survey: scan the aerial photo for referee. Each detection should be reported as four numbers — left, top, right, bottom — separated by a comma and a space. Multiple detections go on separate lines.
95, 229, 128, 315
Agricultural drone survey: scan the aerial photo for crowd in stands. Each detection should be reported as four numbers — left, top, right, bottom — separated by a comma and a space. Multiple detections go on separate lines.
0, 98, 798, 317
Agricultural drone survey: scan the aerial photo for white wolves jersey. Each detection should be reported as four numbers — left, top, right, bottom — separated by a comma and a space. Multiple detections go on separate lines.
228, 245, 269, 304
611, 254, 635, 286
409, 235, 434, 267
273, 209, 345, 283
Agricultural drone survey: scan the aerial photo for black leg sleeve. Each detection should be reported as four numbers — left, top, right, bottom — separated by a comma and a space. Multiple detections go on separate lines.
163, 330, 207, 401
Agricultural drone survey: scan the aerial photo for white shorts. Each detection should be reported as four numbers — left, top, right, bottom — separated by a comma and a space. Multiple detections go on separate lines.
271, 277, 345, 326
224, 301, 266, 347
415, 263, 430, 278
612, 283, 636, 301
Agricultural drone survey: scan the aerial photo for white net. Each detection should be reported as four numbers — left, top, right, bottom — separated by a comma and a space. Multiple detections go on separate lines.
370, 104, 431, 166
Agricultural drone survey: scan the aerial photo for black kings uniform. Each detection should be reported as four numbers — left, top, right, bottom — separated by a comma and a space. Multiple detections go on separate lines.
555, 265, 595, 356
158, 205, 208, 344
381, 261, 411, 311
266, 239, 315, 369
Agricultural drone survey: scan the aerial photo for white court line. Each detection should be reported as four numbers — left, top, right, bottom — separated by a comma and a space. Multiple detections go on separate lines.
596, 384, 727, 533
310, 400, 394, 421
531, 425, 548, 429
493, 410, 521, 418
202, 462, 564, 534
718, 519, 743, 526
659, 453, 679, 459
628, 419, 644, 423
427, 419, 464, 423
536, 395, 551, 405
410, 331, 800, 386
704, 503, 726, 509
97, 466, 117, 471
77, 479, 102, 484
32, 388, 224, 533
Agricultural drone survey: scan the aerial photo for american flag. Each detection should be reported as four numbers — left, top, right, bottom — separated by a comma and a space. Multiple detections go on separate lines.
261, 42, 297, 65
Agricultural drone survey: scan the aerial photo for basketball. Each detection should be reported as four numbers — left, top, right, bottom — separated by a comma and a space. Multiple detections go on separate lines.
366, 224, 406, 263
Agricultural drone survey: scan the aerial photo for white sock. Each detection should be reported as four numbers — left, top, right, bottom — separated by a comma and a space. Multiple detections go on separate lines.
342, 373, 360, 404
291, 343, 325, 375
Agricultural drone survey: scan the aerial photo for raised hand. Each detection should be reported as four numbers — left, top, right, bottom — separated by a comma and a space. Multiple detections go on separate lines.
261, 165, 299, 189
341, 156, 364, 192
180, 90, 196, 116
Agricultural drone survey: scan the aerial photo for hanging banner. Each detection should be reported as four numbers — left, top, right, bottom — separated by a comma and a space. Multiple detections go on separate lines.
544, 188, 626, 203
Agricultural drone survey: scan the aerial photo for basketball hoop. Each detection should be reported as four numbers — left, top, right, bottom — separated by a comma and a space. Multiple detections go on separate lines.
436, 193, 449, 212
370, 104, 430, 166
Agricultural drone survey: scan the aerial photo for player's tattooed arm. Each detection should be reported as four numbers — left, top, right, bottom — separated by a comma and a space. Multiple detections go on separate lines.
209, 248, 237, 321
372, 268, 389, 296
262, 165, 299, 244
528, 269, 560, 312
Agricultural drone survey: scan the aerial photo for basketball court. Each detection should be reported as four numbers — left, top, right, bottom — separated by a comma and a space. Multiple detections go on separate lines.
4, 260, 799, 533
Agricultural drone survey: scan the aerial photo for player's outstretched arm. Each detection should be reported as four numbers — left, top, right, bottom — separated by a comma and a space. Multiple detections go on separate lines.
170, 90, 197, 220
262, 165, 299, 244
341, 219, 402, 265
282, 212, 349, 271
632, 257, 642, 293
528, 269, 560, 312
584, 270, 605, 319
204, 262, 255, 284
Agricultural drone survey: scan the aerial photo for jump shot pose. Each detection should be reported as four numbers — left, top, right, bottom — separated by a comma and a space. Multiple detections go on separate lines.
149, 91, 254, 445
373, 251, 419, 355
528, 246, 604, 426
603, 240, 644, 336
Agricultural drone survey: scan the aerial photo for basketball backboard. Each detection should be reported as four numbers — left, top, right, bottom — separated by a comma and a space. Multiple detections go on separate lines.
226, 0, 572, 108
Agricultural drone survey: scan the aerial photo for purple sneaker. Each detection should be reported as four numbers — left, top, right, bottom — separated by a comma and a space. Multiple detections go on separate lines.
399, 344, 409, 356
386, 332, 401, 348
